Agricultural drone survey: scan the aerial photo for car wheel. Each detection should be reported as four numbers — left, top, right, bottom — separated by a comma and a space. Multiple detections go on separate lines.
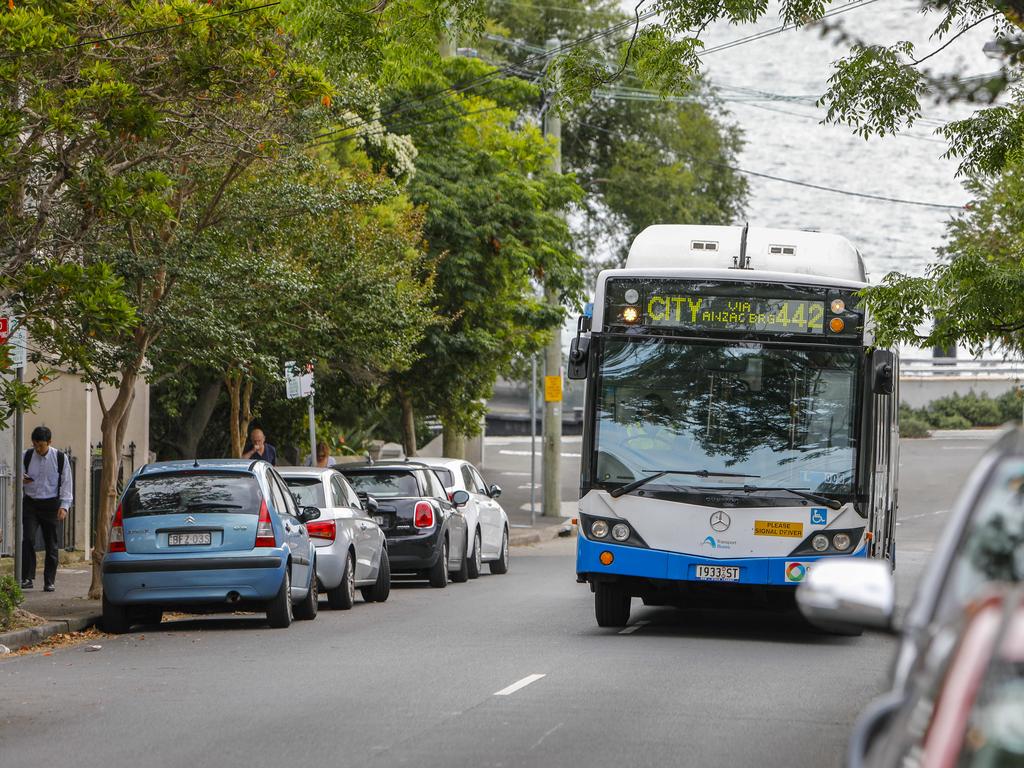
488, 527, 509, 575
451, 535, 470, 583
595, 582, 630, 628
135, 606, 163, 626
467, 529, 482, 579
361, 548, 391, 603
327, 553, 356, 610
266, 568, 293, 628
102, 594, 131, 634
294, 559, 319, 620
428, 539, 449, 588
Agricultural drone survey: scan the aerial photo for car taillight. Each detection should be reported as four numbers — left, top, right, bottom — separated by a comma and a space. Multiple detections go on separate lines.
414, 501, 434, 529
307, 520, 336, 541
108, 503, 126, 553
255, 500, 276, 547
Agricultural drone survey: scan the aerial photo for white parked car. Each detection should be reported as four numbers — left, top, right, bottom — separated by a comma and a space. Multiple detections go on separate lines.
417, 458, 510, 578
278, 467, 390, 608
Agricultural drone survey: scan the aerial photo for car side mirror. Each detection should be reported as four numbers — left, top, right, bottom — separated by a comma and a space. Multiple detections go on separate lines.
361, 494, 379, 514
299, 506, 321, 523
488, 483, 502, 499
796, 559, 897, 634
451, 489, 470, 507
872, 349, 896, 395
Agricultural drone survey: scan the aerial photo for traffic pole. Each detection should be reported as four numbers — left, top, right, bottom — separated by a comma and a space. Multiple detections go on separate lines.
541, 37, 563, 519
532, 356, 540, 528
307, 391, 317, 467
13, 364, 24, 585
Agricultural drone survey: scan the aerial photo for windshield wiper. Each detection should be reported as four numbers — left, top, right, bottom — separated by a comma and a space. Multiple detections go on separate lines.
186, 502, 243, 510
700, 485, 842, 510
609, 469, 761, 499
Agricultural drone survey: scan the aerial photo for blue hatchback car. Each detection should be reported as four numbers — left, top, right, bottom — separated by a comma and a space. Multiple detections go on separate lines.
101, 459, 319, 632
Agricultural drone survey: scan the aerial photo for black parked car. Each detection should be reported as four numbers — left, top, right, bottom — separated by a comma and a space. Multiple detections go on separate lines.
338, 462, 470, 587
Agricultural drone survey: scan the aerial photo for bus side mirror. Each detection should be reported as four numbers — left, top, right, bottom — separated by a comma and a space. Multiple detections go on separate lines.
568, 335, 590, 380
872, 350, 895, 395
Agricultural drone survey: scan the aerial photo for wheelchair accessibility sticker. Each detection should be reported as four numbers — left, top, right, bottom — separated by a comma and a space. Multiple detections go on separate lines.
810, 508, 828, 526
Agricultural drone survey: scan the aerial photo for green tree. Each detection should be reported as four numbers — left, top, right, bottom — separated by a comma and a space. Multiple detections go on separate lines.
862, 159, 1024, 354
485, 0, 747, 266
2, 1, 332, 597
370, 55, 583, 455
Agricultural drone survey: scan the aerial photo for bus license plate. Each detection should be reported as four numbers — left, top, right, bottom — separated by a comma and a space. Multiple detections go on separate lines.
168, 532, 212, 546
695, 565, 740, 582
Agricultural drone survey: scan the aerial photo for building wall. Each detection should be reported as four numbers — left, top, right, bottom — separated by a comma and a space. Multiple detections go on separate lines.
3, 363, 149, 556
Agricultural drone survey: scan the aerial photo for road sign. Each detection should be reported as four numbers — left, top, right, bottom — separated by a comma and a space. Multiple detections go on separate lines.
544, 375, 562, 403
284, 360, 314, 399
0, 316, 8, 344
7, 321, 26, 369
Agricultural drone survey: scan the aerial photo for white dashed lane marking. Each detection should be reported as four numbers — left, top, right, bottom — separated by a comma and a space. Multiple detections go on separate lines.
619, 620, 650, 635
494, 674, 546, 696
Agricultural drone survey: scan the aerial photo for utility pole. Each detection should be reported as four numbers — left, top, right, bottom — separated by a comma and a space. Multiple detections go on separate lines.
439, 14, 456, 58
13, 354, 24, 585
542, 37, 562, 519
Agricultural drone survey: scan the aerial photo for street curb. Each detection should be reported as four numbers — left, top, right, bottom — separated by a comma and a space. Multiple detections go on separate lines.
510, 519, 573, 547
0, 613, 101, 652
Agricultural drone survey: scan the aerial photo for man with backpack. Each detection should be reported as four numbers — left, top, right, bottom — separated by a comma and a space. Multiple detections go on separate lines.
21, 426, 73, 591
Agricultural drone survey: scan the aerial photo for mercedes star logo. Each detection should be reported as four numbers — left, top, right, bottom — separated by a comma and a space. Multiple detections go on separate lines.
709, 511, 731, 532
184, 515, 197, 525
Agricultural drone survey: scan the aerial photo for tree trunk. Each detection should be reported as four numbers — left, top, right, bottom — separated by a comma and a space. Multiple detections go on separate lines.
88, 369, 139, 599
226, 371, 254, 457
399, 391, 417, 457
162, 378, 222, 459
441, 421, 465, 459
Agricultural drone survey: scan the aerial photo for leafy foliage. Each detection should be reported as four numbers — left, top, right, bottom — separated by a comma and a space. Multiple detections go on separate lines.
0, 575, 23, 631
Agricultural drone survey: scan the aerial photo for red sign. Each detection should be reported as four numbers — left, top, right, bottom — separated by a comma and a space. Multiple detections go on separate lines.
0, 317, 8, 344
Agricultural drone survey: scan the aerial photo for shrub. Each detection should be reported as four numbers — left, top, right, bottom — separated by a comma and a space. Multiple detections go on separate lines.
931, 413, 973, 430
0, 575, 24, 630
900, 415, 932, 438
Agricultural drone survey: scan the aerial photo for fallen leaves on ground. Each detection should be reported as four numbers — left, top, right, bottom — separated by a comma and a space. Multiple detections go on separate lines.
9, 627, 112, 657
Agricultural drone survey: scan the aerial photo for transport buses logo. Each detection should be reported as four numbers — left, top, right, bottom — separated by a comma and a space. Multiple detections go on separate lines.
785, 562, 810, 583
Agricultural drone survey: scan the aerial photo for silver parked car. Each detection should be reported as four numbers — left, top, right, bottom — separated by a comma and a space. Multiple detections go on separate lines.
279, 467, 390, 608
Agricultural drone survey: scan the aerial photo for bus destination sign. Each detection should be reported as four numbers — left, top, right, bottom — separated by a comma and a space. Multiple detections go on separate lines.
645, 295, 825, 334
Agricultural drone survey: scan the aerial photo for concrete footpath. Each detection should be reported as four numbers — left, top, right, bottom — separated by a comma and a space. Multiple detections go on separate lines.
1, 565, 101, 651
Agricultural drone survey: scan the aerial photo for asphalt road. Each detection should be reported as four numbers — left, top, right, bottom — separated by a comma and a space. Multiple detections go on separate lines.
0, 433, 996, 768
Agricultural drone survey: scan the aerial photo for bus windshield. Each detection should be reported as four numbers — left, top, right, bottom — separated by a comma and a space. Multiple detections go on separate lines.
593, 337, 861, 496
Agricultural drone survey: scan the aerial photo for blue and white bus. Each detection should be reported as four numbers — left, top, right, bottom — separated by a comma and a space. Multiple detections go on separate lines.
569, 225, 899, 627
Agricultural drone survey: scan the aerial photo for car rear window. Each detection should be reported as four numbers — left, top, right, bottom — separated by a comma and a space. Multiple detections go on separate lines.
122, 472, 262, 518
432, 468, 454, 488
343, 471, 419, 498
283, 477, 326, 508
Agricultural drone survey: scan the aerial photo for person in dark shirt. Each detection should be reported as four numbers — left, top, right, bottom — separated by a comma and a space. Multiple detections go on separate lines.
242, 428, 277, 465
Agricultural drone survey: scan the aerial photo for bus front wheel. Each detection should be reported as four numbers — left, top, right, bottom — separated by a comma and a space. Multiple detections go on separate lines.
595, 583, 631, 627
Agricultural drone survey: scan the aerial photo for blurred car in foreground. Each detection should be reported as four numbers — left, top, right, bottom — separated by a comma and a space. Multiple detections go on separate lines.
417, 457, 510, 578
797, 428, 1024, 764
278, 467, 390, 608
102, 459, 320, 632
849, 589, 1024, 768
338, 461, 469, 587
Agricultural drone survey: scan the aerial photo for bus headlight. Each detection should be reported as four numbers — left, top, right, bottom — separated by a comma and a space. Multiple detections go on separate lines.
811, 534, 829, 552
591, 520, 609, 539
831, 532, 852, 551
611, 523, 630, 541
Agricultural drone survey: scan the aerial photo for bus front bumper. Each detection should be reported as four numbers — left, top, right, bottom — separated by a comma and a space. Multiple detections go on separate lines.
576, 535, 867, 588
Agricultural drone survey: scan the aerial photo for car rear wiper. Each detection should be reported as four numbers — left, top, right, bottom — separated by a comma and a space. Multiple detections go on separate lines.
186, 502, 243, 509
609, 469, 761, 499
697, 484, 842, 510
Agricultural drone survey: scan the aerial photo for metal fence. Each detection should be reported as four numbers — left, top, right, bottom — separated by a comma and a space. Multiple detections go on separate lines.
901, 358, 1024, 379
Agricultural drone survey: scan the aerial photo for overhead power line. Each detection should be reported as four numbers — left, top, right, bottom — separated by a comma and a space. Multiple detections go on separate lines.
0, 1, 281, 61
575, 119, 964, 210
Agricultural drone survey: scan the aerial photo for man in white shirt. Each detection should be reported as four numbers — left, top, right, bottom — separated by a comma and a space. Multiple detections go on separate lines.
21, 425, 73, 591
